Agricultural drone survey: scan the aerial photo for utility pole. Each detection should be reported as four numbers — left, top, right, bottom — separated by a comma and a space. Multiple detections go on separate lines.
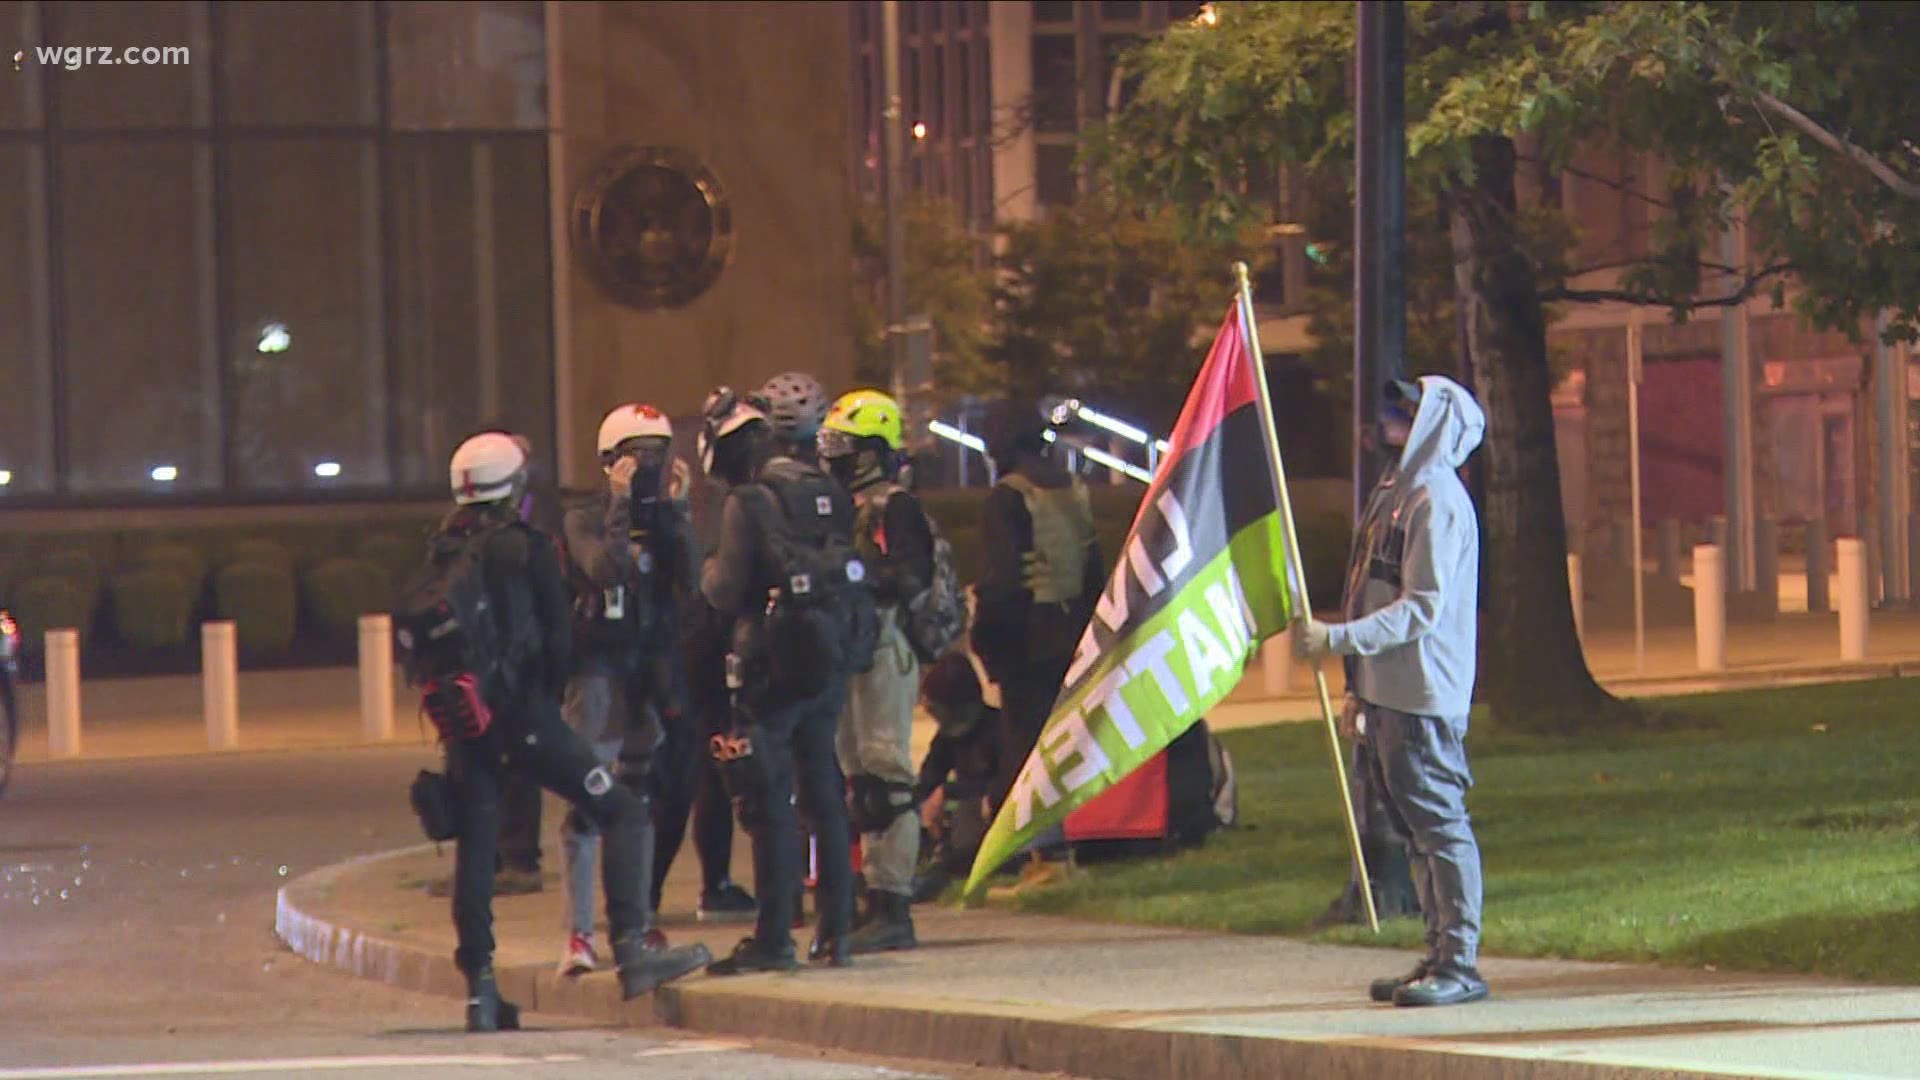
1353, 0, 1407, 523
881, 0, 908, 412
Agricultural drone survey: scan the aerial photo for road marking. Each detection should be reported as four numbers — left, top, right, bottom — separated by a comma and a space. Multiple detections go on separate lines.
0, 1056, 535, 1078
633, 1039, 749, 1058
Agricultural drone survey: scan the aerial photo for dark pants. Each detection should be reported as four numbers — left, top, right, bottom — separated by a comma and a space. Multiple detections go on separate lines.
993, 658, 1072, 811
652, 705, 736, 906
498, 770, 542, 874
447, 694, 650, 977
743, 683, 852, 950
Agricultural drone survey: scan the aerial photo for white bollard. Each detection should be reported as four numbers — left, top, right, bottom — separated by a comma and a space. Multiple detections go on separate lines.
1262, 631, 1293, 696
45, 629, 82, 759
202, 621, 239, 751
358, 614, 395, 742
1837, 536, 1869, 661
1693, 544, 1726, 672
1567, 553, 1584, 642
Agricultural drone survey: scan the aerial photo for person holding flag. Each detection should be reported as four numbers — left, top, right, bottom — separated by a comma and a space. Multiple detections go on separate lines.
1294, 375, 1489, 1008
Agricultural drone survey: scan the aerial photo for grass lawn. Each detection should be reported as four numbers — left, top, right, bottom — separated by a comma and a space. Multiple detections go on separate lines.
1003, 678, 1920, 984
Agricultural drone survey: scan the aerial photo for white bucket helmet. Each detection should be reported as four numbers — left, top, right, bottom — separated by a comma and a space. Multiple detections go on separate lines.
449, 431, 529, 505
597, 402, 674, 470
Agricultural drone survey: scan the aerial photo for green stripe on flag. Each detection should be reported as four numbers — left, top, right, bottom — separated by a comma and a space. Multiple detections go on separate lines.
964, 513, 1292, 895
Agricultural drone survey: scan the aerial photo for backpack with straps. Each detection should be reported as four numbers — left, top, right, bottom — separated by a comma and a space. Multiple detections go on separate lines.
871, 486, 967, 665
755, 459, 880, 698
393, 515, 532, 741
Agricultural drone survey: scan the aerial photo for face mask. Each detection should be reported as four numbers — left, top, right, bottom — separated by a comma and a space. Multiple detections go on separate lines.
515, 490, 534, 523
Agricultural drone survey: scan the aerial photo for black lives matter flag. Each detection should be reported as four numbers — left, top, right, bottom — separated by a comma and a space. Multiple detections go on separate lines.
965, 303, 1297, 893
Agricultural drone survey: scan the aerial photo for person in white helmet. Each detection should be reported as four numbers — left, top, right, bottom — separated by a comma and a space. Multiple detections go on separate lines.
426, 431, 710, 1033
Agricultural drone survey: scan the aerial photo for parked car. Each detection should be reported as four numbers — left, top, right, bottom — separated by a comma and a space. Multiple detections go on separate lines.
0, 610, 17, 797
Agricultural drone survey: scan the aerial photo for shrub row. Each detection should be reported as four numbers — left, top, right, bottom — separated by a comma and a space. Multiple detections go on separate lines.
0, 520, 439, 661
0, 488, 1354, 666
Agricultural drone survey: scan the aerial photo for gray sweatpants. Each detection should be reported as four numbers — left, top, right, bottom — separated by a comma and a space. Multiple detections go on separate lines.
1362, 703, 1483, 971
836, 608, 921, 897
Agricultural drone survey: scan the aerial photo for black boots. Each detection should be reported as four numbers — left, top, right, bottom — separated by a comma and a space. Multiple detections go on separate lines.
465, 968, 521, 1033
807, 928, 851, 968
1368, 961, 1430, 1003
705, 936, 800, 976
614, 933, 712, 1000
846, 890, 916, 955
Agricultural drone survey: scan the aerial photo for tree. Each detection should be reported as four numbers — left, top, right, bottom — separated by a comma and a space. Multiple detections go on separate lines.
988, 194, 1265, 435
851, 196, 997, 409
1092, 1, 1920, 730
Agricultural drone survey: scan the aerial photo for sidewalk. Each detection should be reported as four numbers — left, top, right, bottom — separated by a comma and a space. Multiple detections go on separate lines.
20, 610, 1920, 763
276, 844, 1920, 1080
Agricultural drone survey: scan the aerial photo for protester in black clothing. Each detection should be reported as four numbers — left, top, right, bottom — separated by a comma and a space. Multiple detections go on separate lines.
697, 386, 862, 975
432, 432, 708, 1033
913, 652, 1005, 895
971, 405, 1103, 813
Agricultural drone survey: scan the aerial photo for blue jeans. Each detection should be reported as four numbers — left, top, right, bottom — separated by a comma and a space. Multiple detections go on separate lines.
1362, 704, 1482, 971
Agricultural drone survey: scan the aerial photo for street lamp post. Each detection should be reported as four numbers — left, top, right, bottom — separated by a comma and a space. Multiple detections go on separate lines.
1353, 0, 1408, 523
881, 0, 909, 412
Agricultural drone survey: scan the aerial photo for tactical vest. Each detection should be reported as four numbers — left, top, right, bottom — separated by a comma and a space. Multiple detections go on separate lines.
1000, 473, 1095, 605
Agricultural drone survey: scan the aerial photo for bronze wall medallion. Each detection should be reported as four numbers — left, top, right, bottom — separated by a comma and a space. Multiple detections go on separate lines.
573, 147, 733, 310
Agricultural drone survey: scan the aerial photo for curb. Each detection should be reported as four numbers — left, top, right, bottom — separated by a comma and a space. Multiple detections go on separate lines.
276, 849, 1746, 1080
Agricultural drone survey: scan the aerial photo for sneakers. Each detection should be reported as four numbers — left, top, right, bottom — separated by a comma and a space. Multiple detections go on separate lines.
847, 890, 916, 955
1390, 963, 1489, 1007
1368, 961, 1429, 1003
558, 931, 598, 978
613, 933, 712, 1000
705, 936, 800, 977
696, 882, 757, 923
464, 968, 521, 1033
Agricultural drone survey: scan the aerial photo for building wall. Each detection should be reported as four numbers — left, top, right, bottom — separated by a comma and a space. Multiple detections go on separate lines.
547, 0, 857, 487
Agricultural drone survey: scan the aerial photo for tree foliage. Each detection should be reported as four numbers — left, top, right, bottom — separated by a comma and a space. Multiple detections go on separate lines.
852, 195, 996, 406
987, 195, 1265, 433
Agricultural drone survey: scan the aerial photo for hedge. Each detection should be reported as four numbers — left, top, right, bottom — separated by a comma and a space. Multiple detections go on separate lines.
10, 575, 91, 648
36, 550, 101, 607
303, 557, 390, 647
215, 560, 297, 658
131, 542, 211, 591
356, 532, 427, 591
109, 569, 196, 651
216, 538, 296, 573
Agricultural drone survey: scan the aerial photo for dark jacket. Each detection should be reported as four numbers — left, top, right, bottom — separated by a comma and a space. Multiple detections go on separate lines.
442, 504, 571, 703
916, 709, 1003, 804
562, 488, 698, 665
853, 484, 936, 609
971, 459, 1103, 683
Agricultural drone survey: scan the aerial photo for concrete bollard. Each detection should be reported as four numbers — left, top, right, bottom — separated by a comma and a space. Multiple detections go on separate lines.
1806, 518, 1831, 614
1838, 537, 1869, 661
1693, 544, 1726, 672
1262, 632, 1293, 697
1657, 519, 1682, 582
1567, 553, 1584, 642
45, 629, 82, 759
358, 614, 395, 742
202, 621, 239, 751
1754, 516, 1779, 615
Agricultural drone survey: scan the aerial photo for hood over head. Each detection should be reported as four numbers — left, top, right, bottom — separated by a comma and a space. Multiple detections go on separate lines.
1393, 374, 1485, 478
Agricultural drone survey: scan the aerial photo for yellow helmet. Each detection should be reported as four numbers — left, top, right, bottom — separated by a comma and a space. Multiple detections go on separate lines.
820, 388, 904, 453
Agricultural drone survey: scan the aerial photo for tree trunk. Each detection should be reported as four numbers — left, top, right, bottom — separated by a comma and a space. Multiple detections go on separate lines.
1448, 134, 1628, 730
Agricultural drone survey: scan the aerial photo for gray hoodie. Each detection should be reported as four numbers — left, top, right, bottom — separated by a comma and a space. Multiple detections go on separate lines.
1328, 374, 1485, 718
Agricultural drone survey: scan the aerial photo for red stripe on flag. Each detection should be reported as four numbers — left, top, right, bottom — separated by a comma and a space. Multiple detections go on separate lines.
1135, 304, 1259, 528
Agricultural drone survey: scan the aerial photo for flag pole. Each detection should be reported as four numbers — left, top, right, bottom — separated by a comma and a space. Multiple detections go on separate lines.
1234, 262, 1379, 933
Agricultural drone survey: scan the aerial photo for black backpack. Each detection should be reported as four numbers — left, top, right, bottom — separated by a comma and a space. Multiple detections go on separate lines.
394, 515, 529, 739
755, 459, 880, 698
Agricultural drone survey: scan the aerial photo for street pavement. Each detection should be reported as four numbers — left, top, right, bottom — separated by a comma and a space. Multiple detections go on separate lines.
0, 747, 1078, 1080
11, 613, 1920, 1078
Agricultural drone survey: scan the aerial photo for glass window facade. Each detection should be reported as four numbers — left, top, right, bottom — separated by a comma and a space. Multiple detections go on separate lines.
0, 0, 553, 503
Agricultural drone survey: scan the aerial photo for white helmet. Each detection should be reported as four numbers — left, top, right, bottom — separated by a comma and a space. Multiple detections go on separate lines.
449, 432, 529, 505
596, 402, 673, 457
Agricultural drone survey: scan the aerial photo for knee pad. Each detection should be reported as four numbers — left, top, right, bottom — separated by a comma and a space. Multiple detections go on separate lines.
847, 773, 916, 834
711, 725, 772, 835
